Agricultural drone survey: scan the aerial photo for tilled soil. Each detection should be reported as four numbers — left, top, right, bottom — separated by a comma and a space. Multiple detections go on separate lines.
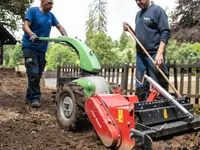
0, 68, 200, 150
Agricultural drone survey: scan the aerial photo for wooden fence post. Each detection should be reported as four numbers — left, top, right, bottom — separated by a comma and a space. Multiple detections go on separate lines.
121, 64, 129, 92
195, 67, 200, 104
57, 65, 61, 88
173, 60, 178, 90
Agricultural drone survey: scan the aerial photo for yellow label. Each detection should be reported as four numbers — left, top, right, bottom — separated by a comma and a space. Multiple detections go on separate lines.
118, 110, 123, 123
163, 109, 168, 119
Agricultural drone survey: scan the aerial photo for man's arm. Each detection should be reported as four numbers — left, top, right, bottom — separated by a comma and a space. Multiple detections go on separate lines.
157, 12, 170, 46
23, 20, 34, 36
155, 41, 166, 67
23, 20, 38, 42
56, 24, 68, 36
155, 8, 171, 67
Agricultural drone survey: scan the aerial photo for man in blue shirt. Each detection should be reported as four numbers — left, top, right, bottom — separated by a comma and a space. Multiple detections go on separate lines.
123, 0, 170, 101
22, 0, 68, 108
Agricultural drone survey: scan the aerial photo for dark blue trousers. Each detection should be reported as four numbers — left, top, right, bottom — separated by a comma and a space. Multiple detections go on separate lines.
136, 53, 169, 101
22, 48, 46, 102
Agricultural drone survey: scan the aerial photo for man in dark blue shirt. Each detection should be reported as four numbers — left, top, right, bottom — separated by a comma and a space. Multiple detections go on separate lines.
123, 0, 170, 101
22, 0, 68, 107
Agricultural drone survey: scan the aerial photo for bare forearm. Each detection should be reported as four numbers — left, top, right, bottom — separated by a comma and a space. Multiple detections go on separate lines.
155, 41, 166, 67
60, 27, 68, 36
158, 41, 166, 54
57, 24, 68, 36
23, 21, 34, 36
23, 26, 33, 36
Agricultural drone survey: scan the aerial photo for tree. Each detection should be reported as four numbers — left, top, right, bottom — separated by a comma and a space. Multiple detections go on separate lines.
125, 37, 136, 64
88, 0, 108, 33
119, 31, 129, 51
85, 9, 96, 47
174, 43, 200, 64
8, 44, 23, 67
113, 37, 136, 64
46, 44, 79, 70
171, 0, 200, 42
3, 45, 15, 67
113, 40, 119, 48
89, 31, 117, 64
166, 39, 200, 64
85, 1, 116, 64
0, 0, 33, 31
165, 39, 179, 63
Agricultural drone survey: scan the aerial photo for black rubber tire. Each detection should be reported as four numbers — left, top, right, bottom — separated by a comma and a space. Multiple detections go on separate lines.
56, 83, 87, 131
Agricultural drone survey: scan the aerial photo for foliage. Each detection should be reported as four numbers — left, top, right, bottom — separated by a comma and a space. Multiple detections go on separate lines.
3, 39, 200, 70
125, 37, 136, 64
85, 0, 120, 65
166, 39, 200, 64
171, 0, 200, 28
165, 39, 179, 63
190, 42, 200, 53
176, 43, 200, 64
120, 37, 136, 64
87, 0, 108, 33
0, 0, 33, 31
89, 31, 117, 64
3, 45, 15, 66
110, 37, 136, 64
8, 44, 23, 67
171, 0, 200, 42
119, 31, 129, 51
46, 43, 79, 70
113, 40, 119, 48
85, 9, 96, 47
85, 1, 135, 65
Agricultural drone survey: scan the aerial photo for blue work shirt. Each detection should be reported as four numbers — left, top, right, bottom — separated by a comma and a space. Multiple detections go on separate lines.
22, 7, 59, 52
135, 4, 170, 53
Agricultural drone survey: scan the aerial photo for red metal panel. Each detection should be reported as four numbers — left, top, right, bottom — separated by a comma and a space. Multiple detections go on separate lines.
146, 89, 159, 102
85, 94, 136, 150
124, 95, 139, 103
97, 94, 131, 107
108, 106, 135, 150
85, 95, 121, 147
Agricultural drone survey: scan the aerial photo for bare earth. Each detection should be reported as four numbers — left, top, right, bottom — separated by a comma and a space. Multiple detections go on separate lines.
0, 69, 200, 150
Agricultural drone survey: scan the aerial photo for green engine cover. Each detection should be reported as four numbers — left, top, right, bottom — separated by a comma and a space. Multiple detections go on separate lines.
72, 79, 96, 97
39, 36, 101, 72
73, 76, 110, 97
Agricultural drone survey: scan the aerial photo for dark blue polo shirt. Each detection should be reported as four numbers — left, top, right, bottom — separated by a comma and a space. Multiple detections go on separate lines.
135, 4, 170, 53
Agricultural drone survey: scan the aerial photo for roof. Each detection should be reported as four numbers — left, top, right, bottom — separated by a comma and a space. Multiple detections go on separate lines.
0, 24, 17, 45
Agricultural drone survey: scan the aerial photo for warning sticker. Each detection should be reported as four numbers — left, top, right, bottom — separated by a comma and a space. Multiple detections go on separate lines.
163, 109, 168, 119
118, 110, 123, 123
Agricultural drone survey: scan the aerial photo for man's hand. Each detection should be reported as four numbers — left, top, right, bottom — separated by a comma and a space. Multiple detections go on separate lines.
56, 24, 68, 36
123, 22, 130, 31
155, 41, 166, 68
155, 51, 164, 68
29, 33, 38, 42
123, 22, 135, 35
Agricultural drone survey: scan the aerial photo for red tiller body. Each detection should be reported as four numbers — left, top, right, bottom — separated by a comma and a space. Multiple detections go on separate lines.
85, 75, 200, 150
85, 94, 135, 150
146, 88, 159, 102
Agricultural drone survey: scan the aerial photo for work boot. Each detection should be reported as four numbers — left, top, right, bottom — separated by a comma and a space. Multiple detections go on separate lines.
30, 100, 41, 108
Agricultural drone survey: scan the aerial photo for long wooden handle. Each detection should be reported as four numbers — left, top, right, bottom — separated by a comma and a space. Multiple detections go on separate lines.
127, 28, 182, 98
